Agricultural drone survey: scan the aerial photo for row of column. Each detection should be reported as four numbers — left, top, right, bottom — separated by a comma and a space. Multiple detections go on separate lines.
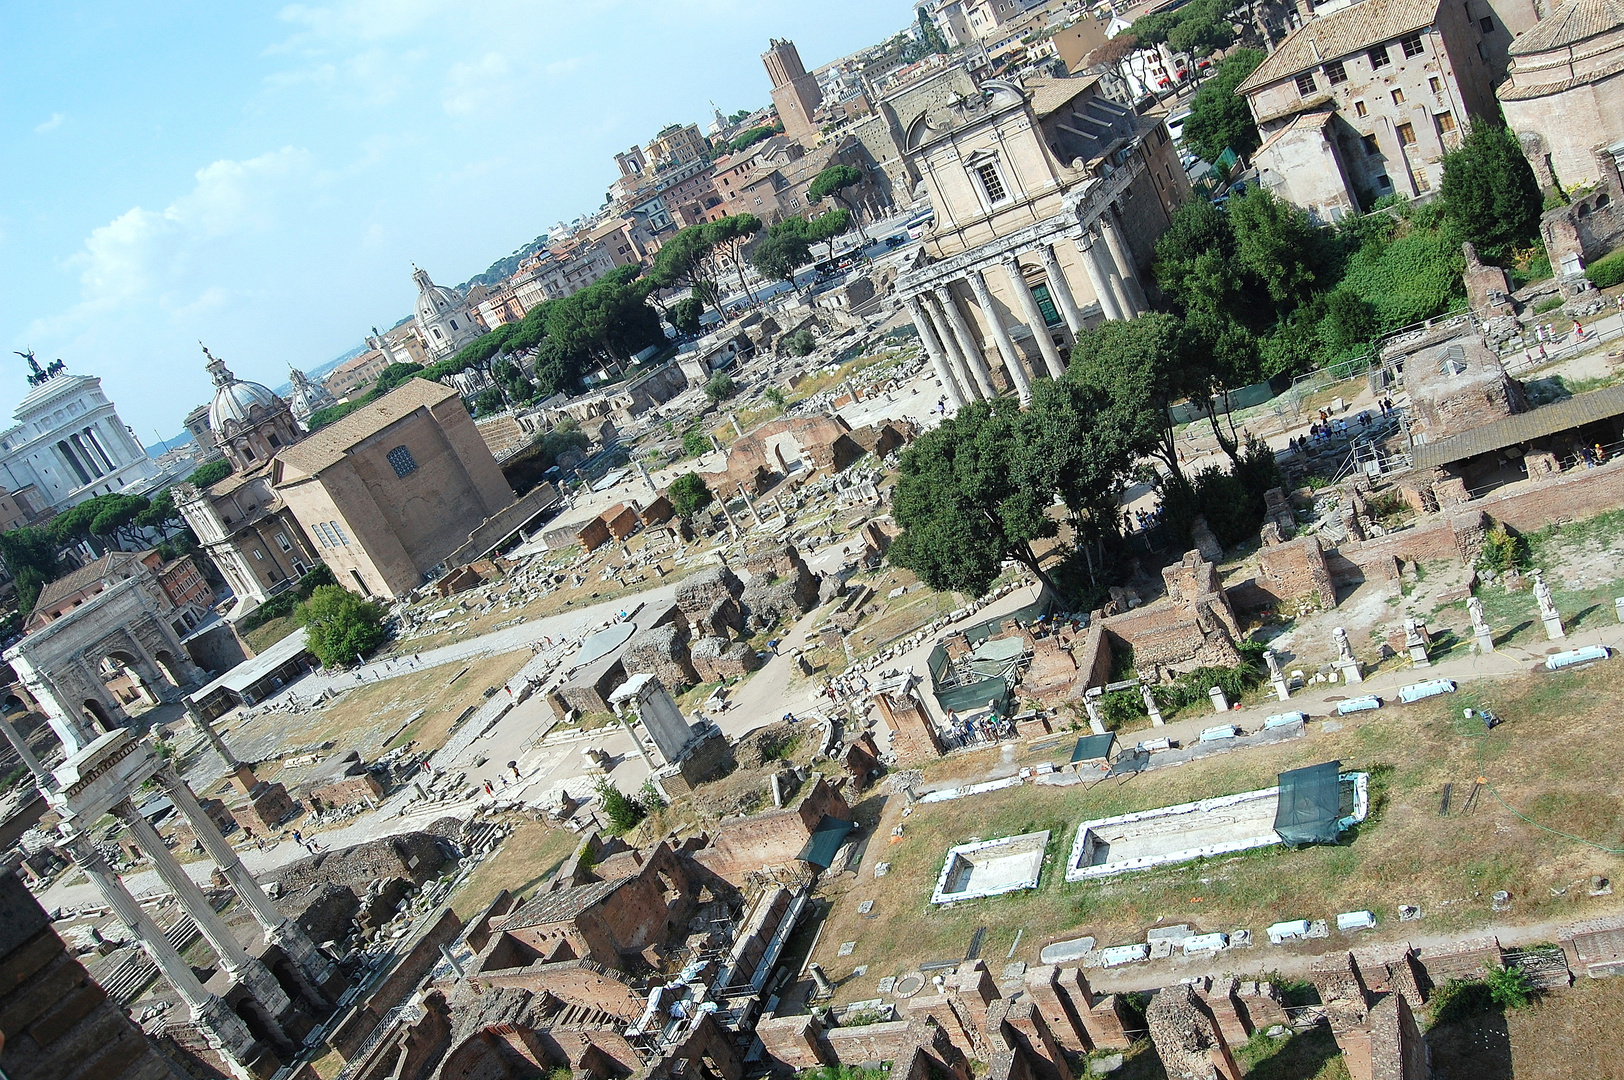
906, 208, 1146, 409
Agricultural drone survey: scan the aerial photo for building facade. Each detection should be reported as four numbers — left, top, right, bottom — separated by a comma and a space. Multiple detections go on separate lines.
173, 354, 320, 613
410, 265, 484, 360
764, 39, 826, 145
0, 358, 156, 514
897, 75, 1187, 406
1239, 0, 1539, 221
275, 380, 516, 598
286, 366, 337, 424
1499, 0, 1624, 192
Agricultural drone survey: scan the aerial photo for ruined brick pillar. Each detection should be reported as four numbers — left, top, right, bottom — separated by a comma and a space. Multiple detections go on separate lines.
1145, 983, 1241, 1080
1023, 965, 1088, 1052
1196, 977, 1251, 1046
1365, 993, 1429, 1080
754, 1014, 831, 1070
1055, 968, 1130, 1051
991, 998, 1072, 1080
1234, 982, 1288, 1031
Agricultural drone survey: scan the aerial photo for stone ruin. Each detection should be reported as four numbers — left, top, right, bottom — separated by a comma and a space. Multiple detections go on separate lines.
1146, 982, 1242, 1080
622, 622, 701, 689
740, 542, 821, 632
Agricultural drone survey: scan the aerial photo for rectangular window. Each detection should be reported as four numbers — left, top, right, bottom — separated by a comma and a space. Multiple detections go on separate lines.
330, 521, 350, 547
1397, 122, 1417, 146
1401, 31, 1425, 57
1392, 88, 1405, 105
975, 162, 1007, 202
1415, 169, 1432, 192
1355, 99, 1368, 117
1369, 45, 1390, 68
1295, 72, 1317, 95
276, 533, 292, 552
1325, 59, 1347, 84
253, 549, 264, 561
1363, 133, 1380, 155
387, 445, 418, 478
1429, 75, 1442, 92
1479, 15, 1494, 31
1377, 174, 1392, 188
1435, 111, 1456, 133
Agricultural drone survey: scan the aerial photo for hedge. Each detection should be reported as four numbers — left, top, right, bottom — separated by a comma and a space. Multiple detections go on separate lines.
1585, 248, 1624, 290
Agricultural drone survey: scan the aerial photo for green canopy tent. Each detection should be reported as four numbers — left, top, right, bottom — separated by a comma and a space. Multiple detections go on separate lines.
1273, 761, 1344, 847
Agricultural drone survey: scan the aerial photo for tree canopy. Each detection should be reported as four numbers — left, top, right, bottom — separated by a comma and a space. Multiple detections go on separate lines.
1182, 48, 1265, 163
808, 165, 868, 239
668, 472, 713, 519
187, 459, 232, 489
1131, 0, 1236, 55
1439, 121, 1543, 259
297, 584, 388, 667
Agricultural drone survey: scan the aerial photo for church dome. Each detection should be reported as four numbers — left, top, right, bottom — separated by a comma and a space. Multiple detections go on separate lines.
202, 346, 283, 435
412, 265, 463, 325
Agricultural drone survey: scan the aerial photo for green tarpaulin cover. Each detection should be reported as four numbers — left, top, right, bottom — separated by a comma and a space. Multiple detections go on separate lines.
1274, 760, 1344, 847
799, 815, 855, 868
1070, 733, 1116, 763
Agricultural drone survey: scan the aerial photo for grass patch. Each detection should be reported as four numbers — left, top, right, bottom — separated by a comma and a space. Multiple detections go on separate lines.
243, 616, 300, 654
451, 820, 577, 919
808, 662, 1624, 1004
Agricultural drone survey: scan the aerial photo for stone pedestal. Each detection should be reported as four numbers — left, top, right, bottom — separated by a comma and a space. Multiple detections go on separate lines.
1209, 686, 1229, 713
1271, 678, 1291, 701
1082, 693, 1107, 736
1139, 683, 1164, 727
1334, 659, 1364, 684
1543, 615, 1566, 641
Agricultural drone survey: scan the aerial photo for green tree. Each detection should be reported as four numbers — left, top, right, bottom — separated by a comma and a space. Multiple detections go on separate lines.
749, 220, 814, 290
764, 386, 787, 409
187, 459, 232, 488
670, 296, 704, 336
808, 165, 868, 241
471, 386, 505, 415
668, 472, 714, 518
296, 584, 387, 668
704, 371, 736, 403
1016, 377, 1139, 559
728, 125, 779, 153
681, 426, 712, 458
1182, 48, 1265, 163
704, 215, 764, 306
373, 362, 425, 396
649, 225, 725, 323
88, 494, 152, 548
1439, 121, 1543, 259
1067, 314, 1193, 482
0, 527, 63, 613
917, 6, 951, 53
594, 778, 648, 835
1228, 186, 1322, 314
889, 398, 1059, 596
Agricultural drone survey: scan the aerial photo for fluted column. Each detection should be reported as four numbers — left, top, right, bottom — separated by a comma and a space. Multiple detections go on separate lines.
925, 292, 982, 401
1076, 236, 1123, 321
0, 715, 57, 791
157, 764, 335, 991
61, 833, 259, 1065
906, 294, 966, 409
935, 284, 996, 399
1035, 245, 1085, 335
1100, 211, 1147, 315
118, 801, 293, 1019
1002, 256, 1067, 379
968, 268, 1032, 404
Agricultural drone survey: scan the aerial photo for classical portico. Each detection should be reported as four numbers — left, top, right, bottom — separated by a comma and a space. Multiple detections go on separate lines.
893, 73, 1185, 405
0, 722, 338, 1078
898, 177, 1150, 404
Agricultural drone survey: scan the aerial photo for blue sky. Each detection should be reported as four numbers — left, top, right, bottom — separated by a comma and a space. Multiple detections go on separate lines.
0, 1, 913, 442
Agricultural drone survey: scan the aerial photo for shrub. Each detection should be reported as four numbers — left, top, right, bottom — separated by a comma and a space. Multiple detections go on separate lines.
187, 459, 233, 489
788, 329, 816, 356
764, 386, 787, 409
1486, 963, 1536, 1010
681, 426, 712, 458
1586, 248, 1624, 290
1531, 295, 1564, 314
296, 585, 387, 668
1477, 523, 1530, 572
668, 472, 714, 519
705, 371, 736, 403
594, 779, 648, 835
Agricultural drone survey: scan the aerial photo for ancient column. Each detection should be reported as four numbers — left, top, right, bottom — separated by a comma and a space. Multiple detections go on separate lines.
1075, 236, 1123, 321
116, 800, 293, 1019
925, 292, 982, 401
935, 284, 997, 399
186, 700, 240, 770
0, 715, 57, 790
1082, 694, 1107, 736
1002, 256, 1067, 379
156, 764, 335, 991
969, 268, 1033, 403
906, 294, 966, 408
1035, 244, 1085, 334
60, 833, 259, 1067
1099, 211, 1147, 315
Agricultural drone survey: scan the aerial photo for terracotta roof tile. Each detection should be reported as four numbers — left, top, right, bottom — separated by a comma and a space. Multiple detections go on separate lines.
1509, 0, 1624, 54
276, 379, 458, 475
1237, 0, 1444, 94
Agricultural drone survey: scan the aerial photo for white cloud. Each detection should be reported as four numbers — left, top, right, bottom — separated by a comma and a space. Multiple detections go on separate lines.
43, 147, 318, 326
34, 113, 64, 133
545, 56, 586, 77
442, 52, 510, 115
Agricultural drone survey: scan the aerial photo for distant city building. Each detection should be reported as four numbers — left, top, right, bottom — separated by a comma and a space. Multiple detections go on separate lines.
1238, 0, 1538, 222
184, 401, 224, 462
646, 122, 710, 169
286, 365, 338, 425
276, 379, 517, 598
718, 134, 889, 226
0, 354, 157, 514
410, 264, 484, 360
173, 350, 320, 614
764, 39, 826, 145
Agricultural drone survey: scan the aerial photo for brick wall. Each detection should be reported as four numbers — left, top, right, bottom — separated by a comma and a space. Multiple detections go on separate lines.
693, 776, 849, 883
308, 774, 384, 811
0, 871, 177, 1080
1254, 535, 1338, 610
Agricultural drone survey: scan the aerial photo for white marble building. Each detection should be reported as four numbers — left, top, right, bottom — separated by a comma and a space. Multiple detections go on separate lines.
0, 355, 157, 513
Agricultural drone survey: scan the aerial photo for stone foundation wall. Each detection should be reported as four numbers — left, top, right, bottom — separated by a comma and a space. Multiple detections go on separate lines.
308, 774, 384, 811
1254, 535, 1337, 610
622, 624, 700, 689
